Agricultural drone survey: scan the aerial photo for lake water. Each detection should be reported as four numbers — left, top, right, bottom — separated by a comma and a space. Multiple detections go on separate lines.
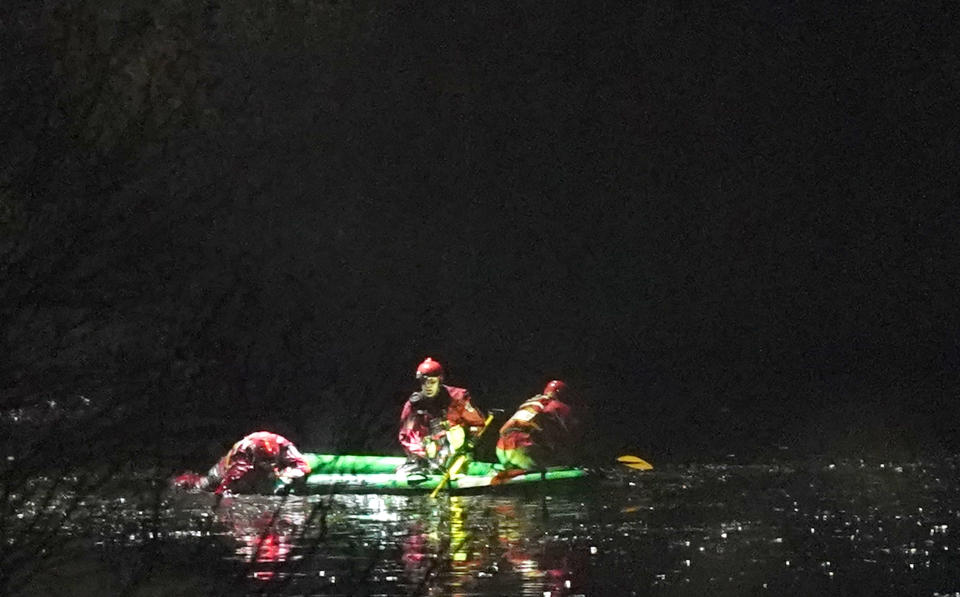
7, 458, 960, 596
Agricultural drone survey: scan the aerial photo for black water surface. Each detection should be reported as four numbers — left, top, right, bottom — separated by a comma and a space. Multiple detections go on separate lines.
6, 458, 960, 596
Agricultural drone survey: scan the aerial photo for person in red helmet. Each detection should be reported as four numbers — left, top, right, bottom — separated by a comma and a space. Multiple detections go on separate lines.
496, 380, 579, 470
398, 357, 486, 472
171, 431, 312, 495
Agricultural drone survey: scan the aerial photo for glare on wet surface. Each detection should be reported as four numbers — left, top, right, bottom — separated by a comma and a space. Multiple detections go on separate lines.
7, 458, 960, 595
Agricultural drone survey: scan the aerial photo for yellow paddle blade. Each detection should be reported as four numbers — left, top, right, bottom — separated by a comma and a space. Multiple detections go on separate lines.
617, 455, 654, 471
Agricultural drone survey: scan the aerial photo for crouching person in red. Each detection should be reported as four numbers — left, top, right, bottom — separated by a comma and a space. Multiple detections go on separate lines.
398, 357, 486, 473
497, 380, 579, 470
172, 431, 312, 495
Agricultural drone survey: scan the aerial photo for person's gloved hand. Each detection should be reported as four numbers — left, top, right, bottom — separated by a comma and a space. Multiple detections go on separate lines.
429, 416, 449, 436
171, 472, 204, 491
277, 467, 305, 485
446, 425, 466, 452
425, 437, 439, 460
214, 460, 254, 495
274, 466, 307, 494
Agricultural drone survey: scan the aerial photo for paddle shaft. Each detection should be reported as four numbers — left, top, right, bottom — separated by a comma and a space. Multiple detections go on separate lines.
430, 413, 495, 498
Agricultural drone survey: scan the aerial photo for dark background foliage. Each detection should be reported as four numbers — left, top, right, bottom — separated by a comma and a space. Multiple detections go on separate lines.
2, 0, 958, 469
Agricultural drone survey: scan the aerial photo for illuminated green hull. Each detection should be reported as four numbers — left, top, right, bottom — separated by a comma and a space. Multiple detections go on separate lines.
294, 454, 591, 495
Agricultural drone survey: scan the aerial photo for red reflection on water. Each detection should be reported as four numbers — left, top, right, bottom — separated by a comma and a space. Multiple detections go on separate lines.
238, 516, 293, 581
403, 521, 430, 568
219, 502, 297, 582
495, 502, 587, 596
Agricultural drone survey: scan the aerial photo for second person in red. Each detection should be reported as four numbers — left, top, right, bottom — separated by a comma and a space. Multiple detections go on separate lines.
398, 357, 486, 472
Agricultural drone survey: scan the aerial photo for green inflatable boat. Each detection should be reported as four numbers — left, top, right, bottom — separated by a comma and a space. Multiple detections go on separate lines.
292, 454, 592, 495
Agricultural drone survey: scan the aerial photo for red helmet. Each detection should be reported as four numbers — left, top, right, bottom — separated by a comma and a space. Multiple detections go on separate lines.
416, 357, 444, 379
260, 436, 280, 459
245, 433, 281, 461
543, 379, 568, 399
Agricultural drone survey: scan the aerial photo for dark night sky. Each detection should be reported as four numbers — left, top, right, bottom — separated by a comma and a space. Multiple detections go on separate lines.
2, 1, 958, 463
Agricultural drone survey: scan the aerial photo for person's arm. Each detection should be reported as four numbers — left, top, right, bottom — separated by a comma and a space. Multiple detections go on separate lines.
171, 471, 206, 491
442, 391, 484, 452
277, 441, 312, 482
172, 443, 236, 492
198, 455, 230, 492
214, 457, 254, 495
542, 401, 572, 433
399, 398, 428, 457
540, 401, 579, 459
455, 391, 486, 428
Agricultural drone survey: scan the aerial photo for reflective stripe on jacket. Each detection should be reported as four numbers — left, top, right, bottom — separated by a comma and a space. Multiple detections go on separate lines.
398, 385, 484, 458
499, 395, 574, 450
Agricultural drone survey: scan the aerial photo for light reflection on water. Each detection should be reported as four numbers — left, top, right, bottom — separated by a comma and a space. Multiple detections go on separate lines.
202, 492, 591, 595
8, 458, 960, 595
